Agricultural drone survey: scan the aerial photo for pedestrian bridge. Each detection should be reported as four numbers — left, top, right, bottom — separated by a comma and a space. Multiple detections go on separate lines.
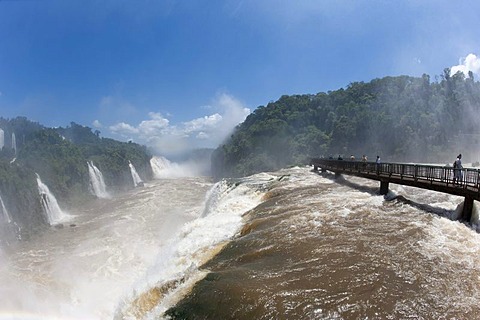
309, 158, 480, 222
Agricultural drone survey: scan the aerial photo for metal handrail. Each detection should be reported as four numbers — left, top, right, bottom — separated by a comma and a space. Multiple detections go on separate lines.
310, 159, 480, 190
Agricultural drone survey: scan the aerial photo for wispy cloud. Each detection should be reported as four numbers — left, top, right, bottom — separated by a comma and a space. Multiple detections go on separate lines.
107, 93, 250, 157
450, 53, 480, 76
92, 120, 102, 128
109, 122, 139, 136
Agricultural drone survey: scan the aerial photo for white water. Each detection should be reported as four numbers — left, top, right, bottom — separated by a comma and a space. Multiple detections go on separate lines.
129, 161, 143, 187
150, 156, 172, 179
11, 132, 16, 155
35, 174, 71, 225
87, 161, 110, 199
0, 176, 212, 319
115, 172, 273, 319
2, 167, 480, 319
0, 128, 4, 149
0, 194, 11, 223
150, 156, 201, 179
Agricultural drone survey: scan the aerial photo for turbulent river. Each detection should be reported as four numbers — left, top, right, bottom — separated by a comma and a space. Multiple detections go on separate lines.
1, 166, 480, 319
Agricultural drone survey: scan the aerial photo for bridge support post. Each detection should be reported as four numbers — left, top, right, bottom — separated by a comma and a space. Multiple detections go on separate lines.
461, 196, 474, 222
321, 168, 326, 173
335, 172, 341, 179
313, 165, 318, 171
380, 181, 389, 195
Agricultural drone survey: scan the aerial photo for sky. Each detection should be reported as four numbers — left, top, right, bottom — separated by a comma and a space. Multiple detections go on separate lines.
1, 0, 480, 156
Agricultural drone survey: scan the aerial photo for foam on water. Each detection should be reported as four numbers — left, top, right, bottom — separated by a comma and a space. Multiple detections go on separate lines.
0, 177, 212, 319
114, 172, 277, 319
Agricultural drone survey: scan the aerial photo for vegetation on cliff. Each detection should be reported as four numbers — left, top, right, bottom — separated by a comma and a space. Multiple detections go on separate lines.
0, 118, 152, 235
212, 70, 480, 179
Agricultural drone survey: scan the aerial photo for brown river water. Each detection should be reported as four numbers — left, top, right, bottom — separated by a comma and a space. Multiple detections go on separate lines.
164, 167, 480, 320
1, 165, 480, 319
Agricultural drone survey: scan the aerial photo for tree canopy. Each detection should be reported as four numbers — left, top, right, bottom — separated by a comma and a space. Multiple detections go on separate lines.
212, 71, 480, 179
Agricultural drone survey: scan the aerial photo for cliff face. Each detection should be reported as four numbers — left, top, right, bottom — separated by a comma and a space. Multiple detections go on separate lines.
0, 118, 152, 238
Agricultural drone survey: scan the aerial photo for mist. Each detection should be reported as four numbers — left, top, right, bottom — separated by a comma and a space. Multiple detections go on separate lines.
105, 93, 251, 160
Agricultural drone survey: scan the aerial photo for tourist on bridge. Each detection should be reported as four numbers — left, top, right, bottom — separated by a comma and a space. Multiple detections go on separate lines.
454, 154, 463, 185
375, 156, 381, 173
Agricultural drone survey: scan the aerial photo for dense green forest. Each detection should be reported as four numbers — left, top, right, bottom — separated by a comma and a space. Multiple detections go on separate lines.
212, 70, 480, 179
0, 118, 152, 238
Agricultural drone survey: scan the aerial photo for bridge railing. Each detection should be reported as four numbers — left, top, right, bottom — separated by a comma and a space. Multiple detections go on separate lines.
310, 159, 480, 189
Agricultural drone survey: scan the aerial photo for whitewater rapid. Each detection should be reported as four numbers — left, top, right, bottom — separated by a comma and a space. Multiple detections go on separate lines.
1, 165, 480, 319
0, 176, 212, 319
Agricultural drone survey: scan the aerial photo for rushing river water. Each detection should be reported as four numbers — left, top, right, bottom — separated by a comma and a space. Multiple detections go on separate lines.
1, 166, 480, 319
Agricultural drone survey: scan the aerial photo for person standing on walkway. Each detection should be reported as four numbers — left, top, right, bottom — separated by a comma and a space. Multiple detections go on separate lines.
454, 154, 463, 185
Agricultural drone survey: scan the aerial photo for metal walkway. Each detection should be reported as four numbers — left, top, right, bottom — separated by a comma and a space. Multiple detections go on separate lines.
310, 158, 480, 221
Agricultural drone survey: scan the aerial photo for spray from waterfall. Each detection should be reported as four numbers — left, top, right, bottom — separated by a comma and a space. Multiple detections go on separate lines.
150, 156, 173, 179
0, 128, 4, 149
36, 174, 71, 225
0, 193, 12, 223
11, 132, 16, 155
128, 161, 143, 187
87, 161, 110, 198
149, 155, 204, 178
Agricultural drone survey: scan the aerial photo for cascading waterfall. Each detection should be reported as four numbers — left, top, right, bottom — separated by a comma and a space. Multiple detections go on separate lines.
0, 193, 11, 223
36, 174, 70, 225
11, 132, 16, 155
149, 155, 200, 178
129, 161, 143, 187
150, 156, 171, 179
87, 161, 110, 198
0, 128, 4, 149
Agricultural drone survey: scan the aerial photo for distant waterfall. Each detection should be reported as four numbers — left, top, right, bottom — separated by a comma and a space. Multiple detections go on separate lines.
36, 174, 70, 225
150, 156, 172, 179
128, 161, 143, 187
0, 193, 11, 223
87, 161, 110, 198
11, 132, 17, 155
150, 155, 199, 178
0, 128, 4, 149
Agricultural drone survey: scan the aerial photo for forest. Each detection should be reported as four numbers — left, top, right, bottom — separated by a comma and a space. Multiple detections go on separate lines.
212, 69, 480, 180
0, 118, 152, 238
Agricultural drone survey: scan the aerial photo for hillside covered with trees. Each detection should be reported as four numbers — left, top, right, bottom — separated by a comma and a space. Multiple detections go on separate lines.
0, 118, 152, 239
212, 70, 480, 179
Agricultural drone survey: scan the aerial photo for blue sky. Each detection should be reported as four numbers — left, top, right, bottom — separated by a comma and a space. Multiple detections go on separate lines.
1, 0, 480, 156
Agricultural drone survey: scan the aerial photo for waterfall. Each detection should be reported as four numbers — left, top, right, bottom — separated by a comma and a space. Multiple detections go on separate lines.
150, 156, 172, 179
11, 132, 17, 155
128, 161, 143, 187
0, 193, 11, 223
36, 174, 70, 225
87, 161, 110, 198
149, 155, 200, 178
0, 128, 4, 149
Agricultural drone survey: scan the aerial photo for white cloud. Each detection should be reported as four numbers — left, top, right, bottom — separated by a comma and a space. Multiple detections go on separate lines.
107, 93, 251, 157
451, 53, 480, 76
183, 114, 223, 134
138, 113, 170, 136
92, 120, 102, 128
109, 122, 139, 136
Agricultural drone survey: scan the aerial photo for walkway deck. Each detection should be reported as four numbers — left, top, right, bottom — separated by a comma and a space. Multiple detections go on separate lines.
310, 158, 480, 221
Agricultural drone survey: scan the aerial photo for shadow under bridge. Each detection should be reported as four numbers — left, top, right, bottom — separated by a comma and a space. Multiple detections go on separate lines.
310, 158, 480, 222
